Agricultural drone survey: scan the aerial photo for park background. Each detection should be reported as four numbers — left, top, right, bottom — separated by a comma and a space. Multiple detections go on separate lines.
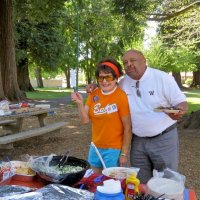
0, 0, 199, 198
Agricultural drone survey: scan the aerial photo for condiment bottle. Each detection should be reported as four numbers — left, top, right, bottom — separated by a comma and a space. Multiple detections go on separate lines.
125, 172, 140, 200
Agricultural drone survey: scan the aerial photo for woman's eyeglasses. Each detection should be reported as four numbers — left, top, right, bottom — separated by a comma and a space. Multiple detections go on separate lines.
97, 75, 114, 82
132, 81, 141, 97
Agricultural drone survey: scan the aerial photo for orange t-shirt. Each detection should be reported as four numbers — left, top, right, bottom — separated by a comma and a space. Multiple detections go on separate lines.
86, 87, 130, 149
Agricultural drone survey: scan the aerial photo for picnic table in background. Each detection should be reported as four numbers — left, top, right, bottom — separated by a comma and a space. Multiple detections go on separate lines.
0, 104, 68, 149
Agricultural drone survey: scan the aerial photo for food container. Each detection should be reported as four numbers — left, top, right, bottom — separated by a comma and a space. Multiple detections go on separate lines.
11, 161, 36, 182
102, 167, 139, 180
147, 177, 184, 200
31, 156, 90, 186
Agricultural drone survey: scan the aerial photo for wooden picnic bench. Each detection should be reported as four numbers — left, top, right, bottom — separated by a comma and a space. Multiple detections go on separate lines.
0, 120, 16, 126
0, 121, 68, 145
0, 107, 68, 149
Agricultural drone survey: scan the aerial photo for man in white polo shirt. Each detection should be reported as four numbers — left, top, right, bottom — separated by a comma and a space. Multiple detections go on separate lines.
120, 49, 187, 183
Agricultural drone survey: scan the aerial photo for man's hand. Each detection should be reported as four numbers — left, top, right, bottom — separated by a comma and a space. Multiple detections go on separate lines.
86, 83, 98, 93
166, 102, 187, 120
166, 110, 184, 120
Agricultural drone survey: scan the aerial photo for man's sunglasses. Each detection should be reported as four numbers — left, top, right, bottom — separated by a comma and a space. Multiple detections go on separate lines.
97, 75, 115, 82
132, 80, 141, 97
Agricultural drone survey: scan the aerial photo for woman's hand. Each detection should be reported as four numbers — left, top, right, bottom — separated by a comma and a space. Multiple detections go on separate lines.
119, 154, 128, 167
71, 92, 83, 105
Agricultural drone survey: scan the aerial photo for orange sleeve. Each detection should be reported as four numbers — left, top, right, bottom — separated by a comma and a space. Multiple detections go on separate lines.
86, 94, 92, 107
118, 91, 130, 117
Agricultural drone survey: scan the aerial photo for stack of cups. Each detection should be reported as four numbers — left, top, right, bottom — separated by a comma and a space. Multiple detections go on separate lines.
95, 179, 125, 200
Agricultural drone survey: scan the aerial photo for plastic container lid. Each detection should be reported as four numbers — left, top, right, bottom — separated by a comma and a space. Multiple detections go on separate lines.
147, 178, 184, 200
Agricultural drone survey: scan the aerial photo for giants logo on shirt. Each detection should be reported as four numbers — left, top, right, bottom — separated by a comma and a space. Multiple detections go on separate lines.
94, 103, 118, 115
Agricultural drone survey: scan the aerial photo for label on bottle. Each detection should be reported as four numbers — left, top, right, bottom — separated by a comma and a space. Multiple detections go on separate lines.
127, 183, 135, 198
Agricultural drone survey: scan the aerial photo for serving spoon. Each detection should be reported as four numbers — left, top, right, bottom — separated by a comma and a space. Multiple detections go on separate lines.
58, 150, 69, 168
91, 142, 107, 169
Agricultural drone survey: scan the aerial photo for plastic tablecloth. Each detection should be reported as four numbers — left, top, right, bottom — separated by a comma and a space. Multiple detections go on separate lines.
2, 173, 197, 200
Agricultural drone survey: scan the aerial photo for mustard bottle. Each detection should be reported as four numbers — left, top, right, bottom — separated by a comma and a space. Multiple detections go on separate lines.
125, 173, 140, 200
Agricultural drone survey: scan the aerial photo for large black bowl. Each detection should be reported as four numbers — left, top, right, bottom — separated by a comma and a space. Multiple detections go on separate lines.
31, 156, 90, 186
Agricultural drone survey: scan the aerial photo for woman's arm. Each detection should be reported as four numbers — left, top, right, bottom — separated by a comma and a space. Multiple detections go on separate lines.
119, 115, 132, 167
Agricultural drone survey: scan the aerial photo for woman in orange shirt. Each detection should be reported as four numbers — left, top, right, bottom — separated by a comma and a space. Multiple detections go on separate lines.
71, 57, 132, 174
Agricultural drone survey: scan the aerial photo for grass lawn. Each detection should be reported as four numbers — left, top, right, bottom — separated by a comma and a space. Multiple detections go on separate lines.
26, 87, 200, 114
183, 89, 200, 114
26, 87, 72, 99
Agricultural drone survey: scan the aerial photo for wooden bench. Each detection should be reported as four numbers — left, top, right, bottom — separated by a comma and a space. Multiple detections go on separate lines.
0, 120, 16, 126
0, 121, 68, 147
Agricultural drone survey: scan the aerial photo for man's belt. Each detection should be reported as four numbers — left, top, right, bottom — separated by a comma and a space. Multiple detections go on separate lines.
144, 123, 177, 139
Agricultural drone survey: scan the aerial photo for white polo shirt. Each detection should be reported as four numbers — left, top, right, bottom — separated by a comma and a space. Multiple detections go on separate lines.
121, 67, 186, 137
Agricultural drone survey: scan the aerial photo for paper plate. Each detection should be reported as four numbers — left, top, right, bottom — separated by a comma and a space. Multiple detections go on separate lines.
154, 108, 180, 114
102, 167, 138, 180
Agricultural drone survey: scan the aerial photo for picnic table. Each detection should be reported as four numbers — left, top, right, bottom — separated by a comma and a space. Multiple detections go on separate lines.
0, 107, 68, 149
5, 172, 198, 200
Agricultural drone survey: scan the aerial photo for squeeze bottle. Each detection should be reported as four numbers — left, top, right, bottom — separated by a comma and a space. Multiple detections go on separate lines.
125, 173, 140, 200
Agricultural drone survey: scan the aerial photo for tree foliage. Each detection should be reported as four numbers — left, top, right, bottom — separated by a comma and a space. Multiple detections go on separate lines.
146, 39, 197, 72
61, 0, 147, 84
1, 0, 200, 100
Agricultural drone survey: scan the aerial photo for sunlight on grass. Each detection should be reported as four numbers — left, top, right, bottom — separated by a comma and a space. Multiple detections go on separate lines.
26, 87, 73, 99
33, 87, 72, 92
184, 89, 200, 113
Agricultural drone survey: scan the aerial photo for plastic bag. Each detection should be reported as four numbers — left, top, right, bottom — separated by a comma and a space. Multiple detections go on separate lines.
147, 168, 185, 200
29, 154, 89, 184
0, 100, 11, 115
153, 168, 185, 186
29, 154, 65, 183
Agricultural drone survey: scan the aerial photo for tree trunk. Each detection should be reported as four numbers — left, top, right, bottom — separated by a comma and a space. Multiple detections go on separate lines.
0, 62, 5, 100
17, 58, 34, 91
34, 67, 43, 88
0, 0, 24, 101
64, 66, 71, 88
172, 72, 182, 89
180, 110, 200, 129
16, 19, 34, 92
191, 70, 200, 87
